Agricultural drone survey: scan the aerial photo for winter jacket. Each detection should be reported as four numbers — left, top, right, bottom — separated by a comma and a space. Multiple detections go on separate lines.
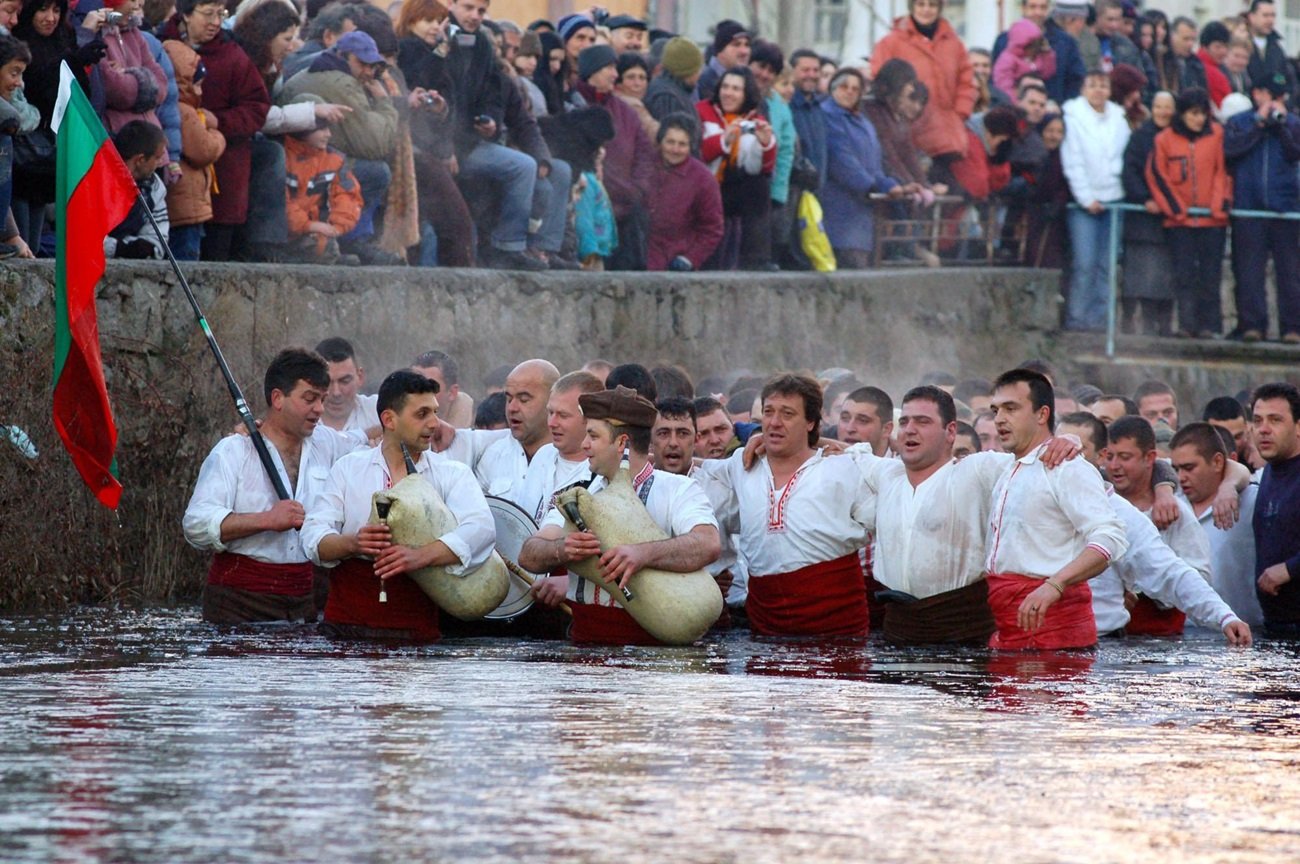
574, 81, 654, 218
395, 36, 455, 159
1160, 52, 1207, 95
1248, 30, 1298, 104
616, 92, 660, 142
158, 17, 270, 225
646, 155, 724, 270
1061, 96, 1130, 204
284, 135, 362, 248
1196, 47, 1231, 108
872, 15, 977, 158
696, 99, 777, 180
11, 15, 86, 201
1146, 120, 1232, 227
163, 40, 225, 227
1076, 30, 1143, 76
818, 98, 898, 252
993, 20, 1056, 97
85, 19, 166, 133
280, 55, 400, 162
1122, 119, 1163, 203
443, 13, 507, 157
644, 72, 696, 127
789, 89, 827, 186
107, 172, 168, 258
863, 99, 926, 185
995, 18, 1086, 104
766, 92, 796, 204
1223, 109, 1300, 212
950, 119, 1011, 200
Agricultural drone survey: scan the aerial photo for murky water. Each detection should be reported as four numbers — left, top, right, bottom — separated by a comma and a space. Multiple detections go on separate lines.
2, 609, 1299, 863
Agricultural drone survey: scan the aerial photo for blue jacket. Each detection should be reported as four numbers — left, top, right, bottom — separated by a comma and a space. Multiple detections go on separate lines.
767, 92, 796, 204
1224, 110, 1300, 212
994, 19, 1084, 105
819, 99, 897, 252
789, 89, 827, 188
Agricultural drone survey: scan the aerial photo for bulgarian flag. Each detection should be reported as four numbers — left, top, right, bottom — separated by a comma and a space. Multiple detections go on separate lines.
50, 62, 137, 509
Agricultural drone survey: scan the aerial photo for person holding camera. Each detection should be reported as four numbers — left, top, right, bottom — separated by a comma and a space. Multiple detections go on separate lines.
697, 65, 776, 270
80, 0, 167, 134
1224, 73, 1300, 343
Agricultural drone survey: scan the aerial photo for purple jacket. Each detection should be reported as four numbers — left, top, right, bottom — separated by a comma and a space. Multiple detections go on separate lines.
574, 81, 654, 217
646, 155, 724, 270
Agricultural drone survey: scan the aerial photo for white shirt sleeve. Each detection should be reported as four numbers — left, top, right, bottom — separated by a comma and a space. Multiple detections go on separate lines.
182, 439, 240, 553
667, 475, 720, 536
431, 462, 497, 576
691, 455, 740, 535
299, 458, 349, 568
1052, 459, 1129, 563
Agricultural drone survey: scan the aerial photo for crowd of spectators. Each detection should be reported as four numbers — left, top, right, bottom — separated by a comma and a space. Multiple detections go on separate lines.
0, 0, 1299, 337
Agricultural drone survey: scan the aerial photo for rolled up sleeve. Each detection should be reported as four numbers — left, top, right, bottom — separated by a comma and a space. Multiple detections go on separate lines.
300, 463, 348, 567
182, 444, 237, 552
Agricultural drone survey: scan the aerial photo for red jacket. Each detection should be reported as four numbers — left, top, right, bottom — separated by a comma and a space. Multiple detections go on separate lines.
1146, 121, 1232, 228
573, 81, 655, 218
646, 155, 725, 270
696, 100, 777, 179
158, 19, 270, 224
950, 127, 1011, 200
1196, 47, 1231, 108
284, 135, 363, 249
872, 16, 977, 158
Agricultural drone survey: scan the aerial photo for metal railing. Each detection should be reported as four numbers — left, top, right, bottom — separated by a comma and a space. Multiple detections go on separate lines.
1079, 202, 1300, 357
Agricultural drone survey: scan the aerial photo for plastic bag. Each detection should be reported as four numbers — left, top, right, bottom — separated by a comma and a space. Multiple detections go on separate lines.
797, 190, 836, 272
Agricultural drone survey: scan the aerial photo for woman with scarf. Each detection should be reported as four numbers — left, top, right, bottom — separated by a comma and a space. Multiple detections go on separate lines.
696, 65, 776, 270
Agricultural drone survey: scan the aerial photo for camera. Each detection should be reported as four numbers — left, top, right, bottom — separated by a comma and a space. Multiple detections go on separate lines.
446, 22, 460, 37
421, 94, 437, 106
1271, 109, 1288, 123
105, 10, 124, 25
739, 120, 757, 133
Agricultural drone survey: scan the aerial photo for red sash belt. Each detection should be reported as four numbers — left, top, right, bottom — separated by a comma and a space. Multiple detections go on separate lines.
746, 553, 869, 637
207, 552, 313, 596
322, 558, 440, 642
1125, 595, 1187, 637
569, 603, 663, 646
987, 572, 1097, 650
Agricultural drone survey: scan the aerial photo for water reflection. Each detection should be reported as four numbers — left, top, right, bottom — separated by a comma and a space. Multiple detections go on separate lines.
2, 608, 1299, 862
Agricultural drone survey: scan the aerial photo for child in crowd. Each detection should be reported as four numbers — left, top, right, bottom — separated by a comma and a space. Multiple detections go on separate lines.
107, 119, 169, 259
163, 40, 224, 261
283, 98, 362, 264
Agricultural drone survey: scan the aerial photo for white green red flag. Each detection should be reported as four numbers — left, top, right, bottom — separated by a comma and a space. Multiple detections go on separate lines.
50, 61, 137, 508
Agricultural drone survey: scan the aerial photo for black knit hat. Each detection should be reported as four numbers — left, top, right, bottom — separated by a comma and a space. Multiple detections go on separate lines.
578, 44, 618, 81
711, 19, 750, 54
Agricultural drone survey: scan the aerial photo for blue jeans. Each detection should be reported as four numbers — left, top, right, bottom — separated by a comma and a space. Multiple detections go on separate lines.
1066, 207, 1116, 331
341, 158, 392, 243
169, 224, 203, 261
531, 157, 572, 253
460, 142, 536, 252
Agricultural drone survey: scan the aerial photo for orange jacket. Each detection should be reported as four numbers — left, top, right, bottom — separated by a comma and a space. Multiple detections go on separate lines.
284, 135, 363, 246
1145, 122, 1232, 228
871, 16, 977, 159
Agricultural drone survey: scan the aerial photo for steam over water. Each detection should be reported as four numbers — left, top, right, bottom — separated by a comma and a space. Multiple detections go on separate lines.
2, 608, 1299, 862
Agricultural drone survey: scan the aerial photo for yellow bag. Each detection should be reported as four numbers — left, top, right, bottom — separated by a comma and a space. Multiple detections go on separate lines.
797, 190, 836, 272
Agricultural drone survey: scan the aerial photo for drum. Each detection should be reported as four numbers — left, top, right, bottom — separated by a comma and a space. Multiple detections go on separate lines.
484, 496, 542, 620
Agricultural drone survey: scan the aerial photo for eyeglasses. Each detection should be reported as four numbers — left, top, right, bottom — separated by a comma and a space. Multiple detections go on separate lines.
192, 6, 229, 21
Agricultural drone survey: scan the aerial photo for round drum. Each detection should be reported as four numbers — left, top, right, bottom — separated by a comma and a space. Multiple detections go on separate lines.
485, 496, 543, 620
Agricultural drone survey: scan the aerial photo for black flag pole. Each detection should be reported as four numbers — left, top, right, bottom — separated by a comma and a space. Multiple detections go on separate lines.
136, 190, 291, 501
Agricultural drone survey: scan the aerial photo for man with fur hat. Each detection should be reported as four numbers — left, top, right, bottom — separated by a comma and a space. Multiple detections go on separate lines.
519, 386, 721, 645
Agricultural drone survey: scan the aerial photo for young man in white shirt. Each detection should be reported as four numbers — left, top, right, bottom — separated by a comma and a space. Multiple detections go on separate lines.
314, 336, 380, 446
300, 370, 496, 642
184, 348, 356, 624
519, 386, 720, 644
986, 368, 1128, 649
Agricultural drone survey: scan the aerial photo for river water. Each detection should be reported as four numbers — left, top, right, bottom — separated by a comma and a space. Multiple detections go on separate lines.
2, 608, 1298, 863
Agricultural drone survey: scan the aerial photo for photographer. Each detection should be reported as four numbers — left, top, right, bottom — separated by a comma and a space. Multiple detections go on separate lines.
1224, 73, 1300, 343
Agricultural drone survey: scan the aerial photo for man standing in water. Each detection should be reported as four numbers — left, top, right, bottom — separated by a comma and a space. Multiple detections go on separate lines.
301, 371, 496, 642
985, 369, 1128, 649
184, 348, 357, 624
519, 387, 720, 644
1251, 382, 1300, 637
315, 337, 380, 445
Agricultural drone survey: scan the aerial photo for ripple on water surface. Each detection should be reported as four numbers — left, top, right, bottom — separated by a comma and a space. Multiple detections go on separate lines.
1, 607, 1299, 863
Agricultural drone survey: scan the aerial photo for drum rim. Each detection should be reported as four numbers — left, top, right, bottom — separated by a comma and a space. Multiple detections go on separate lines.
484, 495, 543, 620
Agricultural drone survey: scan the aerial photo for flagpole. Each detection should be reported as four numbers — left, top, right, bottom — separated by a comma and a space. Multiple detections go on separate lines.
136, 192, 291, 502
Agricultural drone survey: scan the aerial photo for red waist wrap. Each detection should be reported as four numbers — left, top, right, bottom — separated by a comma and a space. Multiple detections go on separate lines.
1125, 594, 1187, 637
207, 552, 313, 596
987, 572, 1097, 650
322, 558, 440, 642
569, 603, 663, 646
746, 553, 869, 638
